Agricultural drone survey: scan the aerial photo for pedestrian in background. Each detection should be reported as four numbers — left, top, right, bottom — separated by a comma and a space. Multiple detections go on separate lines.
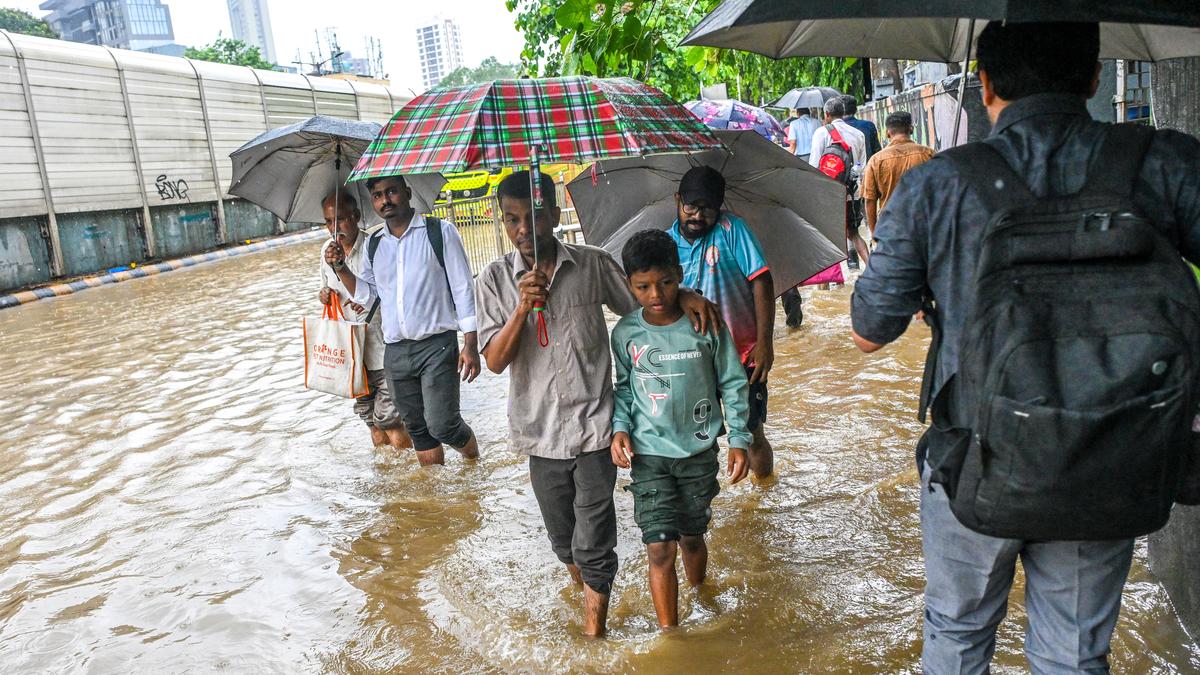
786, 107, 820, 161
861, 111, 935, 238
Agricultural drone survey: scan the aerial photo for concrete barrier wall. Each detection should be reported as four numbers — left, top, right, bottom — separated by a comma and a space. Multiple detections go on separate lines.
860, 74, 989, 151
0, 30, 412, 293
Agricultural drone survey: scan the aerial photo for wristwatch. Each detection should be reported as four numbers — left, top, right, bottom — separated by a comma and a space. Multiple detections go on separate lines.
329, 259, 346, 272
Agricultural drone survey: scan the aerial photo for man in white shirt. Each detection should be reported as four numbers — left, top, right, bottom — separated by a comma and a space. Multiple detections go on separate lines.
325, 175, 481, 466
785, 107, 820, 161
317, 191, 412, 450
808, 96, 871, 267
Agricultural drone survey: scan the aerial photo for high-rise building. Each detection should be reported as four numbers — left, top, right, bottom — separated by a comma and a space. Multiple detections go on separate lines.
40, 0, 175, 52
416, 17, 464, 90
226, 0, 276, 65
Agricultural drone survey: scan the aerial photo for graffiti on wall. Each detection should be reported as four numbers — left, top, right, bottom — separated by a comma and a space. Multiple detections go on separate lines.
154, 175, 191, 202
861, 75, 989, 151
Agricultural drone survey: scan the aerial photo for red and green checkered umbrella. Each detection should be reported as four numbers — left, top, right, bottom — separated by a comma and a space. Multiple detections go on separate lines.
348, 76, 724, 180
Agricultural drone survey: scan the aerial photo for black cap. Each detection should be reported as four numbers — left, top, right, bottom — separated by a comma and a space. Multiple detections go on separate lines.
678, 165, 725, 208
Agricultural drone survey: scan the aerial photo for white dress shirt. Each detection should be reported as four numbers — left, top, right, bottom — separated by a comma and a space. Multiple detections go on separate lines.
809, 118, 868, 172
349, 213, 478, 343
318, 229, 386, 370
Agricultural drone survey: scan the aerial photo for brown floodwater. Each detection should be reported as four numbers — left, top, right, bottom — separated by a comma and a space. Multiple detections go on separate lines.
1, 240, 1198, 674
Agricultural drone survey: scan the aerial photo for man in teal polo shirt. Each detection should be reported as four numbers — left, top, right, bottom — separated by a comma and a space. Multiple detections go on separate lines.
666, 166, 777, 479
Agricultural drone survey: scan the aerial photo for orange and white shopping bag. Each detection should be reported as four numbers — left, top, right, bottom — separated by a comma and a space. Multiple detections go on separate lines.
303, 299, 369, 398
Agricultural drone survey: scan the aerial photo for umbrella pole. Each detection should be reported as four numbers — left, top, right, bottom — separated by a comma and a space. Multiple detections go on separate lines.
951, 19, 976, 147
528, 146, 549, 347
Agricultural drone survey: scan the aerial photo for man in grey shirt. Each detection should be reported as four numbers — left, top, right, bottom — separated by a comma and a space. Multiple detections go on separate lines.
851, 21, 1200, 673
475, 171, 721, 637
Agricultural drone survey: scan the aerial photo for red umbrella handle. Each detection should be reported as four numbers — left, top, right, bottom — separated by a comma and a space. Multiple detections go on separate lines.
534, 304, 549, 347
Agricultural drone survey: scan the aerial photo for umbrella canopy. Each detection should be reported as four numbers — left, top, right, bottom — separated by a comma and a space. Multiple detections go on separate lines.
348, 76, 724, 181
681, 1, 1200, 61
229, 115, 445, 225
566, 129, 846, 293
772, 86, 842, 111
685, 98, 786, 143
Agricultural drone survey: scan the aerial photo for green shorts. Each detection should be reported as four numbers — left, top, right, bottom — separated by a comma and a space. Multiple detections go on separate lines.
625, 446, 720, 544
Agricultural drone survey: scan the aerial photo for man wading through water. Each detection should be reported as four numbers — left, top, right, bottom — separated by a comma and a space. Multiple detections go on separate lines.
474, 171, 722, 637
854, 21, 1200, 672
316, 190, 412, 450
325, 174, 481, 466
667, 167, 777, 479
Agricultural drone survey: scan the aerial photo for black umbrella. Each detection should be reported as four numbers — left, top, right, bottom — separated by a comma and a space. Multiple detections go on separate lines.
683, 1, 1200, 144
771, 86, 842, 111
681, 1, 1200, 62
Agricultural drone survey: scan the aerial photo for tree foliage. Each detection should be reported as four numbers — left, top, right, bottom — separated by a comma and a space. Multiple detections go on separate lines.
184, 38, 276, 70
0, 8, 57, 39
439, 56, 520, 88
504, 0, 862, 105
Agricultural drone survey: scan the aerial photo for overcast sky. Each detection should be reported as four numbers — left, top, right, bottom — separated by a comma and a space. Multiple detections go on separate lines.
10, 0, 525, 93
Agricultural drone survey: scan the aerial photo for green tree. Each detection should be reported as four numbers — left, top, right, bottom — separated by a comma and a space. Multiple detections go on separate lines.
505, 0, 861, 105
184, 37, 276, 70
0, 8, 57, 39
438, 56, 520, 88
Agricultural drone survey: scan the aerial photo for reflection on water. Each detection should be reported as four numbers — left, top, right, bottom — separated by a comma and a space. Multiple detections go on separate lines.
0, 241, 1196, 673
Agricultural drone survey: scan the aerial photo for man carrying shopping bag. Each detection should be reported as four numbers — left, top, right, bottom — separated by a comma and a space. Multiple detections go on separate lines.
317, 190, 412, 449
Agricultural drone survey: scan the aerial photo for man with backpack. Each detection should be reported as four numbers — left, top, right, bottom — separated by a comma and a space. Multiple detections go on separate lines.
325, 174, 482, 467
810, 96, 870, 267
852, 21, 1200, 673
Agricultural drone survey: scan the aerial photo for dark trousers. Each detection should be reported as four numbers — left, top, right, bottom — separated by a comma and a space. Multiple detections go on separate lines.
528, 449, 618, 595
384, 331, 473, 452
780, 287, 803, 328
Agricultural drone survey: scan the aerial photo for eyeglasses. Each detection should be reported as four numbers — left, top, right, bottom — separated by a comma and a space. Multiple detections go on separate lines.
681, 201, 717, 215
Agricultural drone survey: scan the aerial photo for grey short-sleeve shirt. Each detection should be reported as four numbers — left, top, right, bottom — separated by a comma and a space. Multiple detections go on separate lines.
475, 241, 639, 459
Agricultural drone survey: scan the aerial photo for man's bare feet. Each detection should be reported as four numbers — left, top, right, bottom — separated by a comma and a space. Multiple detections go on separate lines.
456, 433, 479, 460
369, 426, 388, 447
386, 426, 413, 449
567, 563, 583, 586
582, 585, 609, 638
415, 446, 445, 466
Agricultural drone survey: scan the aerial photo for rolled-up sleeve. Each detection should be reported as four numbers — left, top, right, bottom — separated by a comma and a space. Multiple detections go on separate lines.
851, 168, 930, 345
474, 265, 510, 352
598, 250, 639, 316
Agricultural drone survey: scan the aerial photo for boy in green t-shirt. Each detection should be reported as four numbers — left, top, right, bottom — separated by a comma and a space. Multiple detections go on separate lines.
610, 229, 752, 629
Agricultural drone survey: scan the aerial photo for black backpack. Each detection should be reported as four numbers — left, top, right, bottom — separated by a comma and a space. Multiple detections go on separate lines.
363, 215, 452, 323
925, 124, 1200, 540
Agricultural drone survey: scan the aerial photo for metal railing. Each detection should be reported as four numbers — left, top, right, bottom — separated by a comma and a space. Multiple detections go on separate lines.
428, 184, 585, 276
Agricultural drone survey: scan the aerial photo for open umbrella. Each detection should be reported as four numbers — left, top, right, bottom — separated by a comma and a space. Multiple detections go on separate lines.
566, 129, 846, 293
350, 76, 723, 346
685, 98, 787, 143
681, 2, 1200, 62
229, 115, 445, 226
772, 86, 842, 111
683, 2, 1200, 145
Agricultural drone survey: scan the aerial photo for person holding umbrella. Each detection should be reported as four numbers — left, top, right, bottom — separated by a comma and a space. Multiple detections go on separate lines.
316, 190, 412, 450
667, 166, 777, 480
325, 174, 482, 467
852, 22, 1200, 672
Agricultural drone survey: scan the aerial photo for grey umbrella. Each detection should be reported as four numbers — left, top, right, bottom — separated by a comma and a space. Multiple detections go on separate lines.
772, 86, 842, 111
681, 1, 1200, 62
683, 2, 1200, 146
567, 129, 846, 293
228, 115, 446, 225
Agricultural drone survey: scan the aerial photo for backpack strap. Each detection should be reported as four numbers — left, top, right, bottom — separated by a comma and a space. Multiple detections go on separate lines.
424, 216, 456, 311
1080, 124, 1154, 200
827, 124, 851, 153
363, 229, 385, 324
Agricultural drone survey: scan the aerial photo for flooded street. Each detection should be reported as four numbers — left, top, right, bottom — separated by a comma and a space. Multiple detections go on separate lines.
2, 239, 1199, 674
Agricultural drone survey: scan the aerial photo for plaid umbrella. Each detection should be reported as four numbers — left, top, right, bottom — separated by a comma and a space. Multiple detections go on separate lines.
348, 76, 724, 181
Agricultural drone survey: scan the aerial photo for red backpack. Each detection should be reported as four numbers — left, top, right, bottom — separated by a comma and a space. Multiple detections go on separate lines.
817, 124, 855, 188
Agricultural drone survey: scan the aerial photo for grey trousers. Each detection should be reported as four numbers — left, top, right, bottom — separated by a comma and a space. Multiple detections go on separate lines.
528, 449, 618, 595
920, 464, 1135, 674
384, 331, 473, 452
